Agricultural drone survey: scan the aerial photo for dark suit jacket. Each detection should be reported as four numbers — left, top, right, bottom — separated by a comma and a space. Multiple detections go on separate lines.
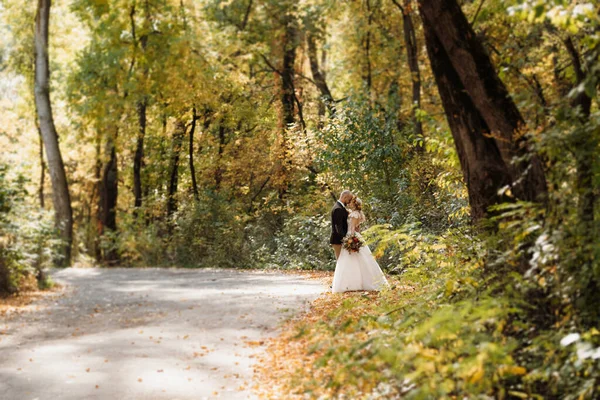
330, 201, 349, 245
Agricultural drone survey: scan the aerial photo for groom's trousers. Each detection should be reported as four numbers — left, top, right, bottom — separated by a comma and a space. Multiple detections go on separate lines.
332, 244, 342, 260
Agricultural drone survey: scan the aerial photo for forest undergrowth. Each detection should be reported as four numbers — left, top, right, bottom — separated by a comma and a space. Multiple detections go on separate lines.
256, 216, 600, 399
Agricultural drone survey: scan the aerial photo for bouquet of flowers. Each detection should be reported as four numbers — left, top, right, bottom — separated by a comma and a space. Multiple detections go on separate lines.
342, 232, 364, 253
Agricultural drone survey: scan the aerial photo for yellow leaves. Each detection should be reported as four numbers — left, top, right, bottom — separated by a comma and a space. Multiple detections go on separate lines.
498, 365, 527, 377
508, 390, 530, 399
445, 280, 455, 297
468, 365, 485, 384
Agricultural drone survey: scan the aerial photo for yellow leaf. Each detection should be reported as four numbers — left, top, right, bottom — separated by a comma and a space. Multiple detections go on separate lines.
469, 366, 484, 384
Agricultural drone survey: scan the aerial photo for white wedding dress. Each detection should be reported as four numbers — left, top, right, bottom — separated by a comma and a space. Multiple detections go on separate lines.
332, 211, 388, 293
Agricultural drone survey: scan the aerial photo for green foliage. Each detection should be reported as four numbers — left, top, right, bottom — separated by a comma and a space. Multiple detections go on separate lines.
119, 191, 249, 268
316, 95, 407, 201
282, 217, 600, 398
0, 163, 58, 293
252, 214, 335, 270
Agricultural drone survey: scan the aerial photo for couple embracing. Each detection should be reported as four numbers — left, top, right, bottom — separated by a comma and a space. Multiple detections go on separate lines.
329, 190, 388, 293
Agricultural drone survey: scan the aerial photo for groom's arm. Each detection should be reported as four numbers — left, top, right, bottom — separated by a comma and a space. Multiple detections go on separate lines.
333, 208, 347, 237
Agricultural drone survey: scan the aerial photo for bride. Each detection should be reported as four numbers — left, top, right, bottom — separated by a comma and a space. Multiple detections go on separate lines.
332, 196, 388, 293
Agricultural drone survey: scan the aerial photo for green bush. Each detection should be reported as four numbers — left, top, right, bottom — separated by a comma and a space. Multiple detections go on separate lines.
0, 163, 57, 293
121, 190, 250, 268
251, 214, 335, 270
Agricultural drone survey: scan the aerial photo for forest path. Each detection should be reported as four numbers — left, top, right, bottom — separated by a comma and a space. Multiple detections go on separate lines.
0, 268, 326, 399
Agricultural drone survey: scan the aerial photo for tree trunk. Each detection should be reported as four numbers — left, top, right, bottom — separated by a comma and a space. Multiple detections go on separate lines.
421, 11, 512, 221
307, 32, 334, 116
281, 21, 297, 129
417, 0, 547, 203
278, 16, 298, 199
132, 1, 150, 212
392, 0, 424, 151
563, 36, 595, 226
98, 130, 119, 263
133, 100, 146, 210
167, 120, 186, 217
34, 0, 73, 266
93, 134, 102, 261
363, 0, 373, 92
189, 108, 200, 201
36, 122, 46, 208
215, 124, 226, 191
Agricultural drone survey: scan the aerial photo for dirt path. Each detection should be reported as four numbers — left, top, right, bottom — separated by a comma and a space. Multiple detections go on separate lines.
0, 268, 326, 400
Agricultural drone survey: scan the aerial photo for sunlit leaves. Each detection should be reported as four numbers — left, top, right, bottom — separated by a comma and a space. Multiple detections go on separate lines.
507, 0, 599, 33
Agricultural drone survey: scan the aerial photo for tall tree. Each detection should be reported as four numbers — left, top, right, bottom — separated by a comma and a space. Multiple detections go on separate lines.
34, 0, 73, 265
188, 108, 201, 201
166, 120, 186, 217
417, 0, 547, 213
307, 31, 334, 116
274, 8, 299, 199
421, 15, 512, 220
97, 128, 119, 263
391, 0, 423, 151
562, 35, 596, 227
132, 1, 151, 212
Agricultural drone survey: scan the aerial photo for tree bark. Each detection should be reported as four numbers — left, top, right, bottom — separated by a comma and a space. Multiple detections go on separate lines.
215, 124, 226, 191
167, 120, 186, 217
417, 0, 547, 203
421, 10, 513, 221
563, 36, 595, 226
34, 0, 73, 266
363, 0, 373, 92
93, 134, 102, 261
277, 15, 298, 199
133, 100, 146, 210
97, 130, 119, 263
189, 108, 200, 201
132, 1, 150, 212
36, 122, 46, 208
307, 32, 334, 116
281, 20, 297, 129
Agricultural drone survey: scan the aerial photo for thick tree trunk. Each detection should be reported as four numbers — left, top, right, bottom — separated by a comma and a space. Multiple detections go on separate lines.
421, 12, 512, 221
392, 0, 424, 151
133, 100, 146, 210
97, 130, 118, 263
417, 0, 547, 203
34, 0, 73, 266
167, 120, 186, 217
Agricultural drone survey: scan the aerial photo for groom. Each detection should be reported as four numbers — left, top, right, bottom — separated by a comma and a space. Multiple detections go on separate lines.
330, 190, 353, 260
